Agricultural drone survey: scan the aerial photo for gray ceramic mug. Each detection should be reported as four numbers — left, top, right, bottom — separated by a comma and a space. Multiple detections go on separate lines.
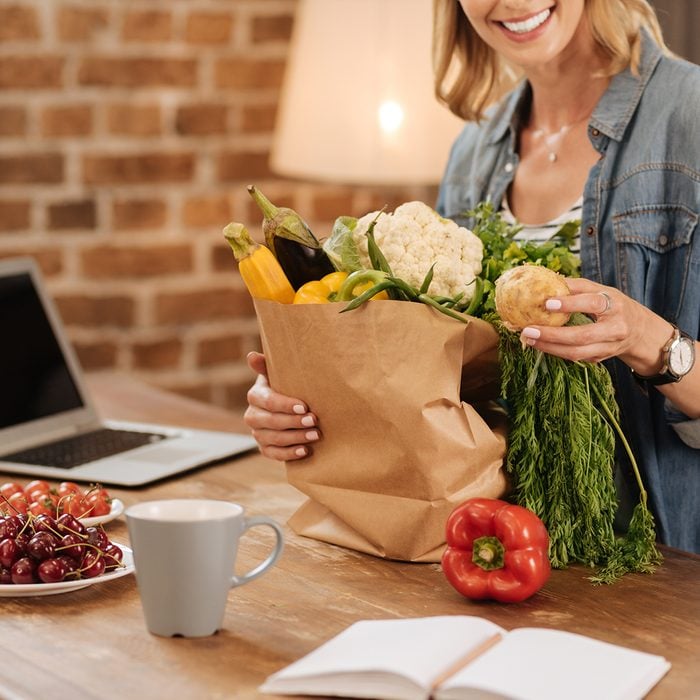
126, 499, 284, 638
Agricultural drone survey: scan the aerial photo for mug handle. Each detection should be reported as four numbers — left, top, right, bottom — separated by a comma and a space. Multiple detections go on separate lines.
230, 515, 284, 588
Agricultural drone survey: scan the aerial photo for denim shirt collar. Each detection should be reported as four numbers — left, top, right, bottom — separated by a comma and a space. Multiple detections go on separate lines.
486, 29, 663, 145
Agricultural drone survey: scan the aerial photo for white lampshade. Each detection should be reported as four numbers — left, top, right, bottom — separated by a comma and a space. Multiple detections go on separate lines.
271, 0, 465, 186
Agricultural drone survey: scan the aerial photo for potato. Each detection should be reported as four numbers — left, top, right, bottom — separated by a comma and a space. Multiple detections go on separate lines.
495, 264, 571, 331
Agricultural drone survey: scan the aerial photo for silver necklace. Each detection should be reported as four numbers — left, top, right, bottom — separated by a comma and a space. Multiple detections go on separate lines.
530, 115, 590, 163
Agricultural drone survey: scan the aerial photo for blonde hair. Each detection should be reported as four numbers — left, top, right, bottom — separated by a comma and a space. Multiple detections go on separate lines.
433, 0, 670, 122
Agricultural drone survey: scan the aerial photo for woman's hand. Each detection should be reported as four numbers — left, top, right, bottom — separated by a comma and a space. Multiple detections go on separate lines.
244, 352, 320, 461
517, 277, 661, 367
518, 277, 700, 418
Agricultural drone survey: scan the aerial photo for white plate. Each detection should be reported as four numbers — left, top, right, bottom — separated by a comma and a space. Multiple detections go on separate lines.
80, 498, 125, 528
0, 545, 134, 597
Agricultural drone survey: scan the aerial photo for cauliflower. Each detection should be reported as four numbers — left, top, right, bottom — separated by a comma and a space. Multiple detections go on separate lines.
351, 202, 483, 301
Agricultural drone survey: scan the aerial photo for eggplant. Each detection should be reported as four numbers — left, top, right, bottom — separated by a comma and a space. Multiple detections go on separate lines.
247, 185, 335, 290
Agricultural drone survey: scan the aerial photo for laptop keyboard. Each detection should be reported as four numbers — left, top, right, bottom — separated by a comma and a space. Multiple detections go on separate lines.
0, 427, 168, 469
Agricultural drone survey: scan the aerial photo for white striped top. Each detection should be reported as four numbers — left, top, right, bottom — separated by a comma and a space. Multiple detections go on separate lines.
501, 196, 583, 253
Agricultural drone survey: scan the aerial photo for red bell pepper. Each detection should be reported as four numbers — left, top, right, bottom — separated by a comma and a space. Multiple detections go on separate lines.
441, 497, 550, 603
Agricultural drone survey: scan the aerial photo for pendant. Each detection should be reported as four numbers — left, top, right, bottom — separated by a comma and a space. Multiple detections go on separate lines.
548, 152, 557, 163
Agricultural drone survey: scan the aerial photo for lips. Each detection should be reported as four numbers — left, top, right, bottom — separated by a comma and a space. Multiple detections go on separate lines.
499, 7, 552, 35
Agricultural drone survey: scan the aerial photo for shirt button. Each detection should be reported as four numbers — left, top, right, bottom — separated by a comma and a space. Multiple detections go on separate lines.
591, 128, 600, 137
659, 234, 669, 246
504, 162, 514, 173
586, 225, 596, 237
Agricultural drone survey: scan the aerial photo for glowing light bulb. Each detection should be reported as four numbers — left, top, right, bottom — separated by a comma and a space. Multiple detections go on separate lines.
378, 100, 404, 134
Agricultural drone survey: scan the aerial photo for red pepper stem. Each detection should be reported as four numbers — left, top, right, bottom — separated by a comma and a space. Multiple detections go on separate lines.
472, 536, 505, 571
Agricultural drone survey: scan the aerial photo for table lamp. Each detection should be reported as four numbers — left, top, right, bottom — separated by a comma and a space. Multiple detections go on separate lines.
271, 0, 465, 186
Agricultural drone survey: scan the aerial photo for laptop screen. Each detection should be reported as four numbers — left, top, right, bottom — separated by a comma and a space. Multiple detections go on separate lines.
0, 271, 84, 429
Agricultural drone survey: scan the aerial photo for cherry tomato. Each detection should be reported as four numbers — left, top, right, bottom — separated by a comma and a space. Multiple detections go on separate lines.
25, 480, 51, 496
0, 482, 25, 500
85, 491, 112, 517
28, 499, 54, 518
57, 481, 82, 497
62, 493, 91, 519
7, 492, 29, 516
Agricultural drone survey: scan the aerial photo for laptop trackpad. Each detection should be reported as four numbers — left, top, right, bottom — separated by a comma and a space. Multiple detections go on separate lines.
124, 445, 201, 464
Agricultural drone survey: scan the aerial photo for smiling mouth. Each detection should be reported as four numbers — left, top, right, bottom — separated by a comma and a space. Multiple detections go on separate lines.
499, 7, 552, 34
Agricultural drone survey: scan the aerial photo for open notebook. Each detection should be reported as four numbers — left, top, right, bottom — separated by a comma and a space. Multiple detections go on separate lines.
0, 257, 256, 487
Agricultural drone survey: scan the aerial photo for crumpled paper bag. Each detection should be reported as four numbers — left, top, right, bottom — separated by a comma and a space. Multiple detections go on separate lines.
254, 298, 508, 562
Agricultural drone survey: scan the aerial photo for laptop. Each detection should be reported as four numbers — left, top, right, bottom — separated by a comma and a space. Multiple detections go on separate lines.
0, 256, 257, 487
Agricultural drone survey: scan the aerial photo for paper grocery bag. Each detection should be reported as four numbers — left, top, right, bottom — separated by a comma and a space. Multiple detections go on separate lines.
254, 298, 508, 563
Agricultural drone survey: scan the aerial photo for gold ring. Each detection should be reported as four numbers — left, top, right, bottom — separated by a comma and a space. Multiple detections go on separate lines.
598, 291, 613, 315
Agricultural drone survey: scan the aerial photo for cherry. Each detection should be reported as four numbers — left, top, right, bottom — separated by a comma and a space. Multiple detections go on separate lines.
0, 538, 20, 569
0, 516, 22, 540
85, 526, 109, 550
14, 532, 30, 554
0, 566, 11, 584
80, 550, 106, 579
26, 532, 57, 561
58, 533, 86, 561
11, 557, 37, 584
56, 513, 86, 537
57, 555, 80, 578
37, 557, 69, 584
102, 543, 123, 570
33, 514, 58, 535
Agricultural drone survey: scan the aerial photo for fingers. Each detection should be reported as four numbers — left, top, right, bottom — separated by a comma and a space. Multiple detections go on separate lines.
544, 280, 618, 318
247, 351, 267, 376
244, 352, 321, 462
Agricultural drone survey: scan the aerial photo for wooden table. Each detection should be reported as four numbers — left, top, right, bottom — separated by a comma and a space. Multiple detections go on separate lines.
0, 374, 698, 700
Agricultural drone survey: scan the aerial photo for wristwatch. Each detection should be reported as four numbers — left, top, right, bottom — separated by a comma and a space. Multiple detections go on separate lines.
635, 324, 696, 385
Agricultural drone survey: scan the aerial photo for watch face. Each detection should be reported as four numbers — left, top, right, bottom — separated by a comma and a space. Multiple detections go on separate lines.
669, 337, 695, 377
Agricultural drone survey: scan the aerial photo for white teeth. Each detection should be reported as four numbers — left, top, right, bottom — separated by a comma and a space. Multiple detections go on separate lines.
502, 8, 551, 34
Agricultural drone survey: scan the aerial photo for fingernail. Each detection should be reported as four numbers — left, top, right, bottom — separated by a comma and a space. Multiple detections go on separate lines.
545, 299, 562, 311
293, 404, 306, 415
301, 415, 315, 427
522, 327, 541, 339
295, 447, 307, 457
305, 430, 319, 441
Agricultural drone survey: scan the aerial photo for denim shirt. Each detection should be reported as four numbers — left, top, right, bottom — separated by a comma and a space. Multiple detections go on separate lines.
436, 31, 700, 553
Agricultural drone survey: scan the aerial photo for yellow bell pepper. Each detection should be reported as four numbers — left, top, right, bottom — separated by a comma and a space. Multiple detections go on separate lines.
293, 271, 389, 304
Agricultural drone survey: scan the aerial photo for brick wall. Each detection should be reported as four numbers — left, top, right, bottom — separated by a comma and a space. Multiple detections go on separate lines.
0, 0, 437, 413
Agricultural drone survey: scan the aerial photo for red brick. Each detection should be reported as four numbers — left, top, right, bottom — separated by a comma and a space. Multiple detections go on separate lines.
185, 12, 233, 44
182, 196, 231, 228
241, 104, 277, 133
57, 6, 109, 42
0, 250, 63, 276
212, 242, 236, 272
0, 57, 63, 89
131, 338, 183, 369
48, 200, 97, 230
0, 106, 26, 137
0, 200, 31, 231
78, 57, 197, 87
72, 341, 118, 370
122, 10, 172, 42
107, 103, 161, 136
113, 199, 167, 230
0, 154, 63, 184
155, 287, 253, 324
54, 295, 135, 327
215, 59, 285, 89
81, 244, 192, 278
175, 104, 227, 136
41, 105, 93, 137
251, 14, 294, 43
0, 5, 40, 40
197, 334, 243, 366
217, 151, 271, 182
83, 153, 194, 185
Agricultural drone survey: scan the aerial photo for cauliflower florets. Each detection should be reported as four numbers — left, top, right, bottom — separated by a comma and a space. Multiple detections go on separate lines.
353, 201, 483, 300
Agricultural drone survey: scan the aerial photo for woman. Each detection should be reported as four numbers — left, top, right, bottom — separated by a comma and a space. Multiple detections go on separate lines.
245, 0, 700, 553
